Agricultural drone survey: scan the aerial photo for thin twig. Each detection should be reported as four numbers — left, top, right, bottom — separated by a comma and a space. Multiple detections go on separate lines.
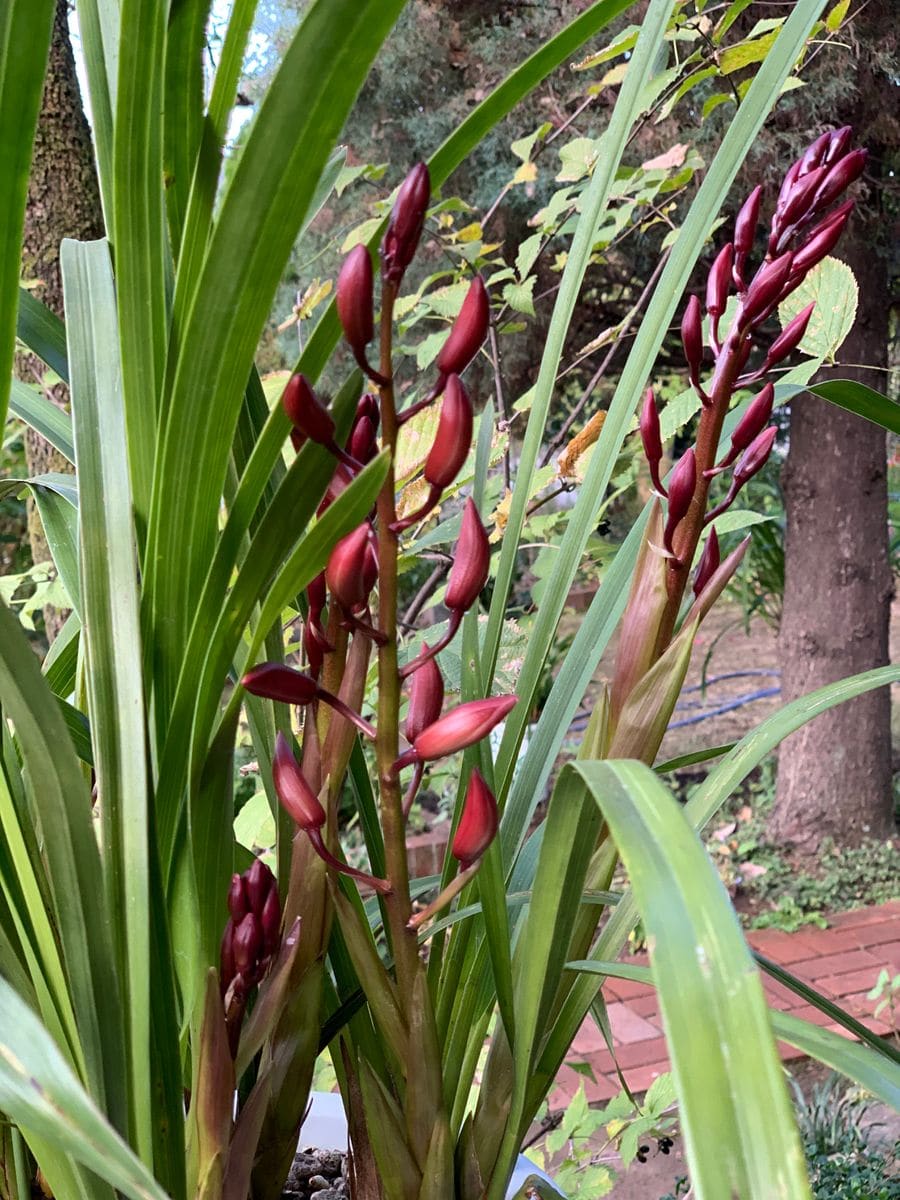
488, 321, 511, 489
402, 562, 449, 628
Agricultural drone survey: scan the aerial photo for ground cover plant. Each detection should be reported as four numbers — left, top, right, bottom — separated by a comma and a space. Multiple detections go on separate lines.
0, 3, 899, 1200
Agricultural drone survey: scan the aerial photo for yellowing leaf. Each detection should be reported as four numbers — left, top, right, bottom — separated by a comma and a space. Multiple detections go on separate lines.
778, 256, 858, 363
719, 28, 780, 74
295, 277, 332, 320
512, 161, 538, 185
394, 401, 441, 485
571, 26, 639, 72
825, 0, 850, 30
456, 222, 483, 244
599, 62, 628, 88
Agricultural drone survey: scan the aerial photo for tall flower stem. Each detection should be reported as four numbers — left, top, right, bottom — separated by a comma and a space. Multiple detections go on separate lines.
373, 279, 419, 1006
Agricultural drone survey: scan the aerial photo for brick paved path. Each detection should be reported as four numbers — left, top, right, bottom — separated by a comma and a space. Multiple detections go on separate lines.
552, 900, 900, 1106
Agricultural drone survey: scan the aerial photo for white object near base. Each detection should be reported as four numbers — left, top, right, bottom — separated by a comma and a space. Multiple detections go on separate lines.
300, 1092, 563, 1197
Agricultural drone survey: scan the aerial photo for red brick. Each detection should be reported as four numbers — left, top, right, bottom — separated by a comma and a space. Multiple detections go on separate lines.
621, 1062, 669, 1095
548, 1065, 619, 1111
629, 993, 660, 1019
606, 1002, 661, 1045
789, 948, 882, 981
776, 1041, 808, 1062
606, 1036, 670, 1070
827, 906, 898, 930
763, 977, 805, 1009
817, 966, 886, 998
604, 976, 655, 1001
850, 924, 900, 950
862, 938, 900, 965
786, 1004, 834, 1027
748, 929, 827, 961
571, 1022, 606, 1055
787, 926, 877, 954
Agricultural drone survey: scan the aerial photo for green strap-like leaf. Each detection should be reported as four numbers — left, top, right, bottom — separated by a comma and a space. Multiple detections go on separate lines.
62, 237, 154, 1166
807, 379, 900, 434
571, 760, 810, 1199
8, 381, 75, 463
0, 474, 80, 613
0, 0, 55, 430
163, 0, 211, 253
0, 977, 171, 1200
16, 288, 69, 383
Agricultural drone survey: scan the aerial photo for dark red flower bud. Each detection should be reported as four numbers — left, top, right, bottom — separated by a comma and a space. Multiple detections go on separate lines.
233, 913, 262, 978
348, 413, 378, 464
666, 448, 696, 530
812, 147, 867, 212
444, 498, 489, 612
381, 162, 430, 285
245, 858, 273, 917
405, 695, 517, 764
734, 426, 777, 487
260, 885, 280, 957
680, 296, 704, 395
227, 874, 248, 922
693, 527, 720, 598
452, 769, 498, 869
436, 276, 489, 379
304, 621, 325, 678
326, 524, 374, 612
765, 303, 815, 367
241, 662, 318, 705
282, 374, 335, 446
824, 125, 853, 166
640, 388, 667, 497
362, 537, 379, 597
337, 245, 375, 359
791, 201, 853, 275
308, 572, 327, 620
777, 164, 828, 233
796, 131, 830, 179
405, 650, 444, 743
220, 919, 236, 994
775, 160, 802, 219
424, 375, 473, 488
356, 393, 380, 427
730, 383, 774, 456
272, 731, 326, 831
734, 185, 762, 260
742, 252, 794, 325
706, 243, 733, 318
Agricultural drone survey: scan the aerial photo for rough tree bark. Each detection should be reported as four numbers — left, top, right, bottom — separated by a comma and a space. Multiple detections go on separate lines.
771, 37, 897, 852
17, 0, 104, 638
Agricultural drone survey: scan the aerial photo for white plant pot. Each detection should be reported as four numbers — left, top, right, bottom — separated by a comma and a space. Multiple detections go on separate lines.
300, 1092, 563, 1198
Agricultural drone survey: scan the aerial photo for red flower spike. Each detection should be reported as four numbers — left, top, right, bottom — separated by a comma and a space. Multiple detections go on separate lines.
242, 662, 319, 705
812, 147, 867, 212
304, 622, 325, 679
356, 393, 380, 428
775, 160, 802, 220
742, 252, 794, 325
824, 125, 853, 166
436, 276, 490, 379
640, 388, 667, 497
272, 731, 326, 831
318, 462, 355, 517
680, 297, 704, 394
734, 185, 762, 261
404, 695, 517, 765
730, 383, 775, 457
706, 243, 733, 318
245, 858, 273, 917
777, 164, 828, 233
693, 528, 720, 599
362, 536, 379, 597
424, 375, 473, 489
791, 201, 853, 276
382, 162, 431, 285
734, 425, 777, 488
444, 498, 490, 613
260, 886, 281, 957
282, 374, 335, 446
405, 649, 444, 743
667, 448, 696, 522
452, 769, 498, 869
233, 913, 262, 978
765, 303, 815, 368
326, 524, 375, 613
227, 874, 248, 922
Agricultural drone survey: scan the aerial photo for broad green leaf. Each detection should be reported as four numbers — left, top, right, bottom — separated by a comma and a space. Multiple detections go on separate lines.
771, 1012, 900, 1109
572, 761, 810, 1199
0, 0, 55, 430
163, 0, 210, 253
808, 379, 900, 435
825, 0, 851, 31
62, 237, 154, 1165
0, 977, 170, 1200
779, 256, 857, 362
719, 28, 780, 73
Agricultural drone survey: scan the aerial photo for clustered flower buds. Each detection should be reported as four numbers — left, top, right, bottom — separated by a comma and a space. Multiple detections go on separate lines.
220, 858, 281, 1055
639, 128, 863, 578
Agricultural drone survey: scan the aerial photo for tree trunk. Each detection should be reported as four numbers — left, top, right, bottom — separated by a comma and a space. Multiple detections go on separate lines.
17, 0, 104, 639
770, 223, 894, 852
